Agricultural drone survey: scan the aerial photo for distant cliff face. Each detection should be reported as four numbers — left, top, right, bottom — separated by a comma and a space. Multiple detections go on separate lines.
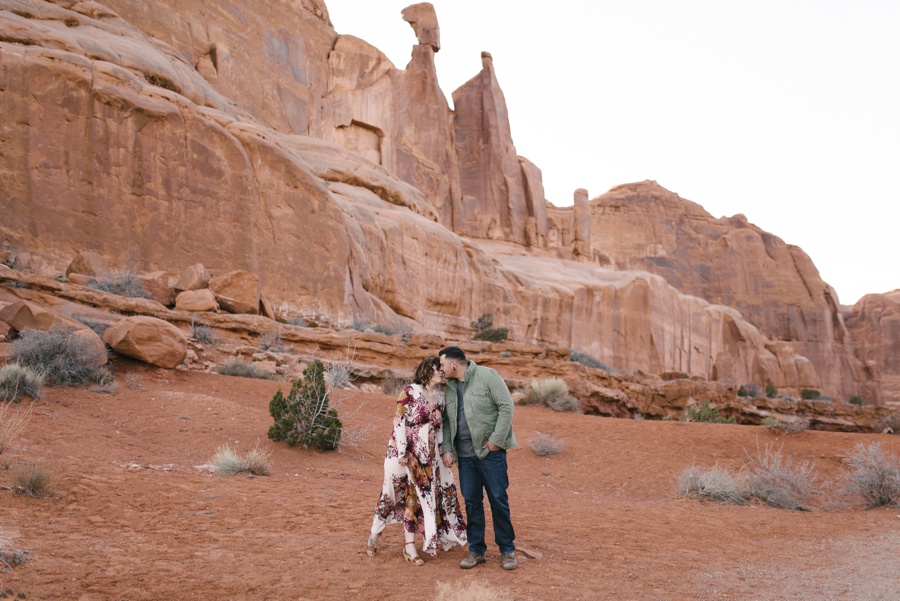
589, 181, 869, 402
845, 291, 900, 409
0, 1, 884, 402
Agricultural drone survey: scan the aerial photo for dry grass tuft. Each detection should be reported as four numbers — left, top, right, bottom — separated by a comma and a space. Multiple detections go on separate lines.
762, 416, 810, 435
13, 461, 53, 498
0, 364, 44, 402
677, 466, 748, 505
434, 580, 516, 601
0, 402, 33, 455
838, 441, 900, 508
518, 378, 579, 412
529, 432, 563, 457
211, 443, 272, 477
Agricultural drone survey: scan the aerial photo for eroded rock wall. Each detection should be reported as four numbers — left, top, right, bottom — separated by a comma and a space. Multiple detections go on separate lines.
845, 291, 900, 409
590, 180, 868, 401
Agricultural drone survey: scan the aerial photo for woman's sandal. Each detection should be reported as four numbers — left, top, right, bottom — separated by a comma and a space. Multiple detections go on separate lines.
366, 533, 380, 557
402, 541, 425, 566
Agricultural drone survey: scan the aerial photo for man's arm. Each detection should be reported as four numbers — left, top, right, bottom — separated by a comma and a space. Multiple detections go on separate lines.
486, 370, 514, 449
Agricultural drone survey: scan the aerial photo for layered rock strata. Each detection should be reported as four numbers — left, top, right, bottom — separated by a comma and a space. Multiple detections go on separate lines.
590, 181, 868, 402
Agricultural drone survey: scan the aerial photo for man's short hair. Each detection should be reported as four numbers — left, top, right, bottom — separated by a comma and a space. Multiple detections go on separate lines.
439, 346, 467, 363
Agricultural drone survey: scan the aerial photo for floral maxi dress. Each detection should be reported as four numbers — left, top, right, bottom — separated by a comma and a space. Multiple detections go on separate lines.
370, 383, 467, 555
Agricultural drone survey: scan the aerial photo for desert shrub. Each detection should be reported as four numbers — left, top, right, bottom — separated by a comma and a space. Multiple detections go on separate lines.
324, 361, 353, 391
381, 375, 403, 396
0, 364, 44, 402
210, 443, 272, 477
762, 416, 809, 434
88, 271, 150, 299
569, 350, 612, 371
684, 401, 735, 424
189, 321, 216, 344
738, 383, 759, 398
0, 402, 32, 455
92, 371, 118, 395
848, 396, 863, 406
0, 529, 29, 571
800, 388, 820, 400
434, 580, 515, 601
13, 461, 53, 498
11, 326, 106, 387
71, 313, 110, 337
258, 328, 285, 352
216, 361, 278, 381
838, 442, 900, 508
677, 466, 747, 505
125, 374, 141, 389
879, 413, 900, 434
529, 432, 563, 457
268, 359, 342, 450
518, 378, 579, 412
765, 381, 778, 398
471, 313, 509, 343
350, 318, 370, 332
744, 443, 821, 510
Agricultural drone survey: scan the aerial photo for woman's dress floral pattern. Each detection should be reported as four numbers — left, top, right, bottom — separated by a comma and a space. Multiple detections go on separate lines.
371, 383, 467, 555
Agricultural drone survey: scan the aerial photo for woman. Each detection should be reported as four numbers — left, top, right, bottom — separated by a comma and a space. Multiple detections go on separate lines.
366, 357, 467, 564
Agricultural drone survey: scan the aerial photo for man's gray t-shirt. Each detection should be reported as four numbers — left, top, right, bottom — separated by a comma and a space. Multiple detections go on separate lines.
454, 378, 476, 458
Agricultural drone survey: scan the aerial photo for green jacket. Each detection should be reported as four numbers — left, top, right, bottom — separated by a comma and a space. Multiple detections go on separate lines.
442, 360, 517, 460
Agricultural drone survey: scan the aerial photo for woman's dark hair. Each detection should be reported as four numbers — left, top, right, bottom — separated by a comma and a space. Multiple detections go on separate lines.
413, 357, 441, 387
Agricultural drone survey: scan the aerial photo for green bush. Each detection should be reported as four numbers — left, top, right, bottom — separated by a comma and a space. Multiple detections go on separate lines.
471, 313, 509, 343
848, 396, 863, 406
0, 364, 44, 402
684, 401, 735, 424
765, 381, 778, 398
216, 361, 278, 380
11, 326, 107, 387
268, 359, 342, 450
801, 389, 820, 400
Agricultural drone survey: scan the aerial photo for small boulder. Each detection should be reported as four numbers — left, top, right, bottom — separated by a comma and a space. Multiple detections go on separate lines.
174, 264, 210, 293
260, 294, 276, 320
71, 328, 110, 366
137, 271, 175, 306
102, 316, 188, 368
66, 252, 111, 277
0, 299, 73, 332
209, 271, 260, 315
175, 289, 219, 312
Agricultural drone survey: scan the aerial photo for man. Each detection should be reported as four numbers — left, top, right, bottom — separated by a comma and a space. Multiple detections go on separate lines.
439, 345, 518, 571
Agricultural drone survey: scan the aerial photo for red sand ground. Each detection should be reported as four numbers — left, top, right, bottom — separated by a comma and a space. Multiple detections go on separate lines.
2, 362, 899, 600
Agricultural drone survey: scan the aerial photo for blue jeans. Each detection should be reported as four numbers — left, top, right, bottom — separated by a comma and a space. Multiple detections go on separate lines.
458, 450, 515, 554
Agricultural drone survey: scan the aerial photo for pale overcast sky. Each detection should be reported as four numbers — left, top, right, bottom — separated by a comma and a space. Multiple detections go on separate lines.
325, 1, 900, 305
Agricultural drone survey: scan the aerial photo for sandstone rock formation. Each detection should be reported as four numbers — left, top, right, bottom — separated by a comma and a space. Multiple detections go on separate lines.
66, 252, 111, 278
589, 181, 867, 402
0, 1, 889, 404
845, 290, 900, 409
102, 315, 187, 368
